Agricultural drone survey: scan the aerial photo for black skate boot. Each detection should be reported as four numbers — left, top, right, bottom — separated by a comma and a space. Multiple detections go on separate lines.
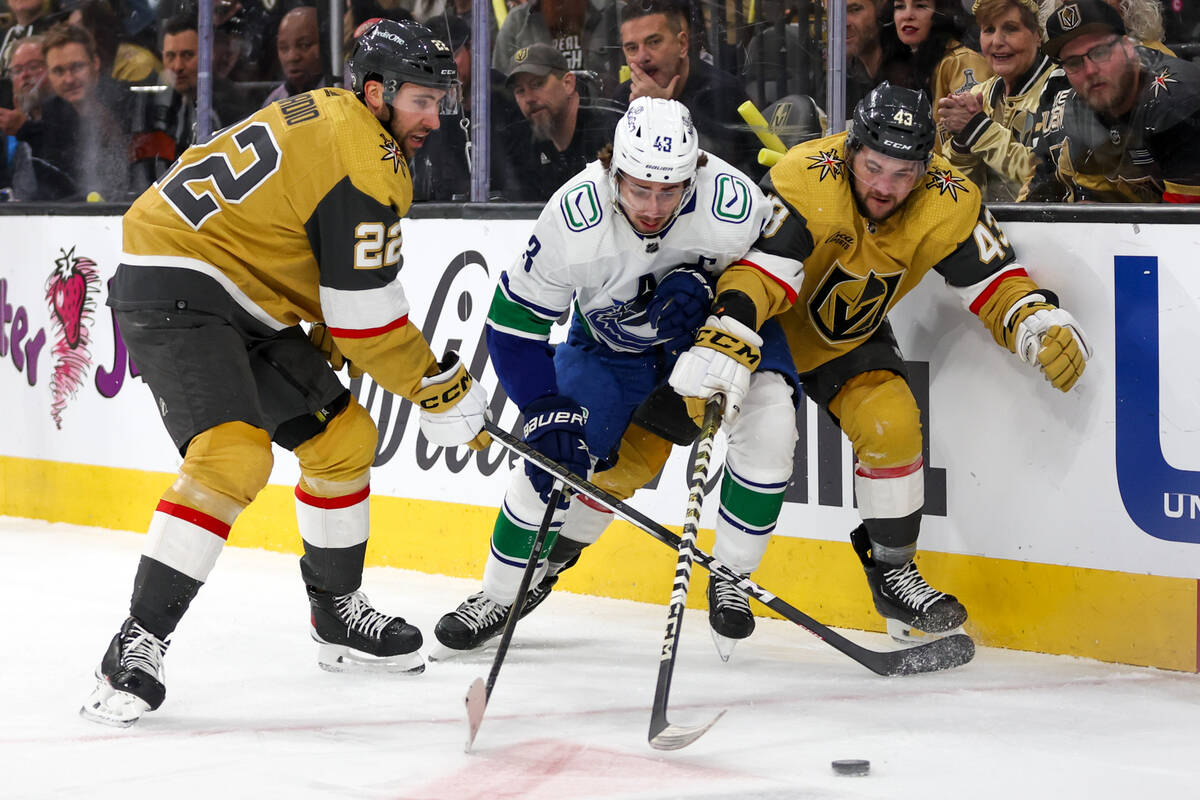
850, 524, 967, 643
307, 587, 424, 674
519, 543, 583, 618
707, 572, 754, 661
80, 616, 169, 727
433, 591, 511, 656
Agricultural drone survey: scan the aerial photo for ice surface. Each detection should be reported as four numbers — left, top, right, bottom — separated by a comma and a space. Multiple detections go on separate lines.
2, 517, 1197, 799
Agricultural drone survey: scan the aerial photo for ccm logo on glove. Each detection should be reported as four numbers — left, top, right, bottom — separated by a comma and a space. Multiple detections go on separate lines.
694, 326, 761, 369
419, 372, 472, 410
523, 408, 588, 437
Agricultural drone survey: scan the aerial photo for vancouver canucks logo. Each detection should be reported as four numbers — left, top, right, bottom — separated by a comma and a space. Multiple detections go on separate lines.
378, 133, 404, 174
809, 260, 903, 344
925, 168, 969, 201
806, 148, 844, 180
1150, 69, 1177, 98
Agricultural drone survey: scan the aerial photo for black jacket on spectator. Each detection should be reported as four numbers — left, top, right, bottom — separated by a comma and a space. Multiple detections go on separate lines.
500, 102, 624, 201
616, 58, 762, 178
16, 77, 138, 201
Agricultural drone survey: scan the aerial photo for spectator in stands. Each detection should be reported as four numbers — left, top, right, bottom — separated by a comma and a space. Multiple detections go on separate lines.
937, 0, 1057, 200
847, 0, 887, 112
493, 0, 622, 96
497, 42, 623, 200
132, 12, 254, 180
1099, 0, 1172, 54
880, 0, 991, 166
616, 0, 761, 176
410, 12, 521, 200
262, 6, 337, 106
1021, 0, 1200, 202
0, 36, 49, 134
67, 0, 162, 84
15, 23, 136, 200
0, 0, 57, 76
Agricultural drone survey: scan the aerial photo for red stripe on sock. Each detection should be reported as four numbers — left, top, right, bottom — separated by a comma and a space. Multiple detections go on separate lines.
155, 500, 231, 540
295, 484, 371, 509
855, 458, 924, 480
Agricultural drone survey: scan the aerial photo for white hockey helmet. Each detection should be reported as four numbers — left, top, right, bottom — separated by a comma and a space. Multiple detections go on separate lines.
609, 97, 701, 234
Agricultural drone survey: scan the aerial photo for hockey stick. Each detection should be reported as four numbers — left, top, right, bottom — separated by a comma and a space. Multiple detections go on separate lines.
649, 395, 727, 750
483, 420, 976, 678
464, 481, 564, 753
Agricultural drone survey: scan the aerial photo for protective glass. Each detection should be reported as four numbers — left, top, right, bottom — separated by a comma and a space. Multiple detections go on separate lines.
616, 173, 689, 230
392, 79, 463, 117
1058, 37, 1122, 74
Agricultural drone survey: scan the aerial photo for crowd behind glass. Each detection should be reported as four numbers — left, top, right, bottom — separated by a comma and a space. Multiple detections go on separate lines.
0, 0, 1196, 204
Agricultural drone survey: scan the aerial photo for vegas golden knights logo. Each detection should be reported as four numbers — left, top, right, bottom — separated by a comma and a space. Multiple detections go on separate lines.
1057, 4, 1081, 31
808, 260, 904, 343
771, 101, 792, 130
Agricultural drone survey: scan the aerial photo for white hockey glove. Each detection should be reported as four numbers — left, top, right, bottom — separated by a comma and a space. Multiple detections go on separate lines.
668, 314, 762, 423
415, 352, 492, 450
1011, 303, 1092, 392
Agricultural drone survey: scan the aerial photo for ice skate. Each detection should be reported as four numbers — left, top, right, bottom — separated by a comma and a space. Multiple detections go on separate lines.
430, 591, 511, 661
80, 617, 169, 727
850, 525, 967, 644
707, 572, 755, 662
308, 587, 425, 674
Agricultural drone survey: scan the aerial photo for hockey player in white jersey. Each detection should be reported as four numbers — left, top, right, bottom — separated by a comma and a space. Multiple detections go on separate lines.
433, 97, 800, 656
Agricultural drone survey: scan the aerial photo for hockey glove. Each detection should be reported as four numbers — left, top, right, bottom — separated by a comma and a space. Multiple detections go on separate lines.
1009, 301, 1092, 392
309, 322, 363, 379
415, 351, 492, 450
668, 314, 762, 424
645, 264, 716, 342
522, 394, 590, 503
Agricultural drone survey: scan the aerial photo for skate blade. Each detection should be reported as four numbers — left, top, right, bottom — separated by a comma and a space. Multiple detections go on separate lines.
316, 643, 425, 674
427, 639, 496, 663
79, 680, 150, 728
709, 628, 739, 663
886, 618, 967, 646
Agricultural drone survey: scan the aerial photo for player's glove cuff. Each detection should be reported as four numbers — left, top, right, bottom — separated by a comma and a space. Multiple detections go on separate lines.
415, 352, 491, 450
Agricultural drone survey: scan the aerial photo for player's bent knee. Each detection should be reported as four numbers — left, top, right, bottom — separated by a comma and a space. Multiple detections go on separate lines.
593, 423, 672, 501
294, 399, 378, 489
835, 372, 922, 469
180, 421, 274, 508
726, 372, 797, 481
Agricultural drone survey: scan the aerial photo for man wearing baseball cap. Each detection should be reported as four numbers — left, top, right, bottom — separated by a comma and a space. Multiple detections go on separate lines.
499, 42, 624, 200
1021, 0, 1200, 202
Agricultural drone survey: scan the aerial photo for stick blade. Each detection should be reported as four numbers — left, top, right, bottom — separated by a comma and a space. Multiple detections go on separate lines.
463, 677, 488, 753
881, 633, 976, 676
648, 708, 727, 751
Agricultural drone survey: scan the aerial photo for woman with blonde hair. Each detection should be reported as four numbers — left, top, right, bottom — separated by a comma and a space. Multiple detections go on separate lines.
936, 0, 1058, 199
1040, 0, 1174, 54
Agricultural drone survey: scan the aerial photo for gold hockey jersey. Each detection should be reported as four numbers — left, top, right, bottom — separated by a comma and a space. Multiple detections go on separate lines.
931, 41, 992, 163
113, 88, 441, 399
719, 132, 1046, 374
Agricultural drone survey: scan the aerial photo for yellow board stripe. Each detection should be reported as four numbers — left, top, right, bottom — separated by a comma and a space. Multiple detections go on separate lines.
2, 455, 1195, 672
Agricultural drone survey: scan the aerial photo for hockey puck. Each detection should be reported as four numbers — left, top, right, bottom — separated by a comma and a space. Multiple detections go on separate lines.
831, 759, 870, 776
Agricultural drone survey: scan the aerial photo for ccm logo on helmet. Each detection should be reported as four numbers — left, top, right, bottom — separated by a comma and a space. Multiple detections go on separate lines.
420, 373, 473, 410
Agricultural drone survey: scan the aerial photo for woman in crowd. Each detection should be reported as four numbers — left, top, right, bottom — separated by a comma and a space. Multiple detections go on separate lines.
936, 0, 1056, 200
880, 0, 991, 171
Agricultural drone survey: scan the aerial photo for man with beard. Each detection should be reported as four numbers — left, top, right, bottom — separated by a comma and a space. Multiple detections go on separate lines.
1021, 0, 1200, 202
670, 82, 1091, 642
501, 43, 623, 201
846, 0, 887, 111
80, 20, 491, 728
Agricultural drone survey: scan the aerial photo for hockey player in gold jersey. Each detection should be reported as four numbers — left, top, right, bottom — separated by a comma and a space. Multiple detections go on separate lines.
81, 20, 491, 727
670, 83, 1092, 643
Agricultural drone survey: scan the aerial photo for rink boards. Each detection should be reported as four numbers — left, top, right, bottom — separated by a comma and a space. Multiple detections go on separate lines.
1, 209, 1198, 671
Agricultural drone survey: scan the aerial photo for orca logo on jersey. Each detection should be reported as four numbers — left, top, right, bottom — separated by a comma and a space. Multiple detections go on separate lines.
808, 260, 904, 344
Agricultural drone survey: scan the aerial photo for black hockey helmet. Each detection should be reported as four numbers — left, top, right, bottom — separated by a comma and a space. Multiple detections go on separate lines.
847, 82, 935, 163
348, 19, 459, 106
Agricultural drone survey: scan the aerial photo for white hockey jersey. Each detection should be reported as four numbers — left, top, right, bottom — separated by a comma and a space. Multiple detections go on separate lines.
487, 153, 771, 354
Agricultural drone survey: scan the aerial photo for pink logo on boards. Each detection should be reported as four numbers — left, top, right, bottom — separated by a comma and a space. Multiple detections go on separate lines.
44, 247, 100, 428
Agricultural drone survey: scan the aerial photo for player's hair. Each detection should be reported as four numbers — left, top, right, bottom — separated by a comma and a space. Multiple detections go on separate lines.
42, 22, 99, 63
619, 0, 688, 33
973, 0, 1040, 35
597, 142, 707, 170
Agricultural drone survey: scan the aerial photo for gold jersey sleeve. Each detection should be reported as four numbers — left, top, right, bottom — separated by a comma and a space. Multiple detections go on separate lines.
120, 88, 440, 400
722, 131, 1029, 374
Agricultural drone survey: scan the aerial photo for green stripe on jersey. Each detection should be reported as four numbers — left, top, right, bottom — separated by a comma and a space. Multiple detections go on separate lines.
487, 285, 554, 338
719, 466, 786, 528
